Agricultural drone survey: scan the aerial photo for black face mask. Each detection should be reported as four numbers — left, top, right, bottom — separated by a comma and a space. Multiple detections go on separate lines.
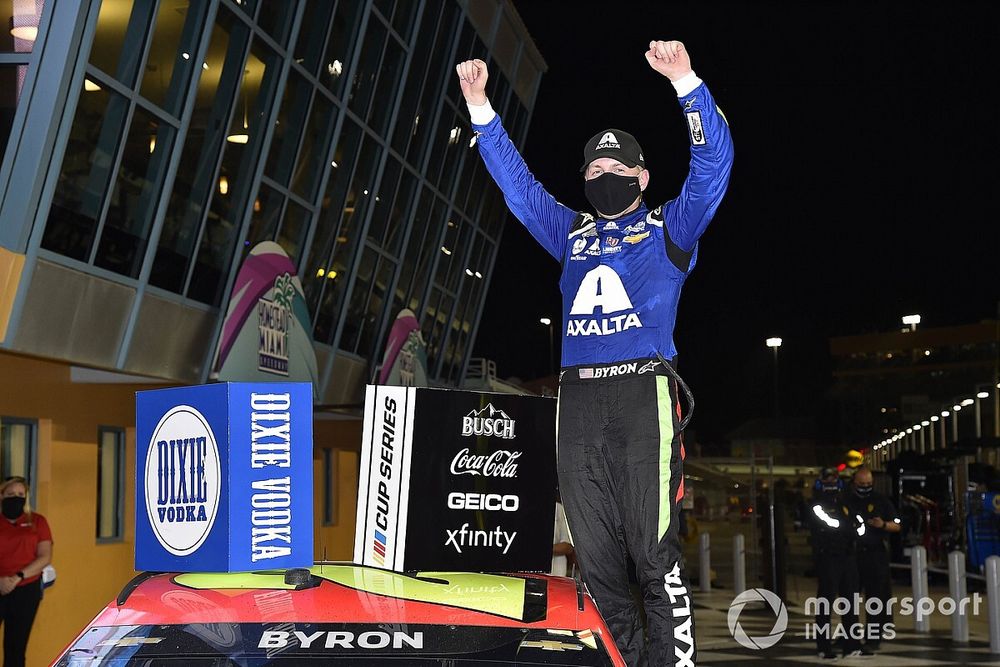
2, 496, 26, 520
584, 172, 641, 218
854, 485, 873, 497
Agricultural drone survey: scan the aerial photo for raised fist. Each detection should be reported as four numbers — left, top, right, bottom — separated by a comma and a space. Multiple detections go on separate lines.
645, 40, 692, 81
455, 59, 489, 105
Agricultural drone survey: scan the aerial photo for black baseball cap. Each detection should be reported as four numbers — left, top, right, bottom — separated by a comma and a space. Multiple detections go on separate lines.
820, 467, 838, 480
580, 128, 645, 172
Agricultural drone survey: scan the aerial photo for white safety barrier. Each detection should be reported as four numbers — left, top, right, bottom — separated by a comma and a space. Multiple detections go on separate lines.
699, 532, 711, 593
733, 533, 746, 596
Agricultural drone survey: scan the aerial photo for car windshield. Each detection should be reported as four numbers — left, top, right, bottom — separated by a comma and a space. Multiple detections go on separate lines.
57, 623, 614, 666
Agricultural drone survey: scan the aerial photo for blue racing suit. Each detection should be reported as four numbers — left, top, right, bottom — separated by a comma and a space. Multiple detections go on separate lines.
471, 77, 733, 367
470, 73, 733, 667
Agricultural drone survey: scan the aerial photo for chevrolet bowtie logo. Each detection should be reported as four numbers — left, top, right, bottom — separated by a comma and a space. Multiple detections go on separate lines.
521, 640, 584, 652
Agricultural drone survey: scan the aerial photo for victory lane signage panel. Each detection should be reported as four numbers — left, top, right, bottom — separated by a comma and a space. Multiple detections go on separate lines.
136, 382, 313, 572
355, 386, 556, 572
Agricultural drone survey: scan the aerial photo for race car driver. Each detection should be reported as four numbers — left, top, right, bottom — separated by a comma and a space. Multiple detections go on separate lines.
457, 40, 733, 666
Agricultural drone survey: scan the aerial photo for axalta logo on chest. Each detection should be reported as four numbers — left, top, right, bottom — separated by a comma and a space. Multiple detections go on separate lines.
567, 314, 642, 336
566, 265, 643, 336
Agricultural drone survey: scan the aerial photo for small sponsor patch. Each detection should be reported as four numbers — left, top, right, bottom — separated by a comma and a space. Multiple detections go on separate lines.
624, 221, 646, 234
602, 220, 618, 230
686, 111, 705, 146
624, 231, 649, 244
572, 238, 586, 255
578, 368, 594, 379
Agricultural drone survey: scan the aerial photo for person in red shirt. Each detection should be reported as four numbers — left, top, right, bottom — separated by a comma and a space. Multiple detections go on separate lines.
0, 476, 53, 667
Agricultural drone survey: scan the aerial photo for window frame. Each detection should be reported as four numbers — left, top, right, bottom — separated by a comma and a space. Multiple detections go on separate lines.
0, 416, 39, 508
96, 425, 126, 543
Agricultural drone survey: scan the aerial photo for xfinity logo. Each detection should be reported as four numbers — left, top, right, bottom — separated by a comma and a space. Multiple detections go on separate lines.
445, 523, 517, 554
449, 448, 520, 478
447, 492, 519, 512
461, 404, 516, 439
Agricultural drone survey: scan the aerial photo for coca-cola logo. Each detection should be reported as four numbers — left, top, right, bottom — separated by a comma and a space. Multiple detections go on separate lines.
449, 447, 521, 478
461, 404, 516, 440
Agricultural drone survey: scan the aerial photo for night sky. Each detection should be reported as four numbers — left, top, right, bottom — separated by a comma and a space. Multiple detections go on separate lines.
472, 1, 1000, 443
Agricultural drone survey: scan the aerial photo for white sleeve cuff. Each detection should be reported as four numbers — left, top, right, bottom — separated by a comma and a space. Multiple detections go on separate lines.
671, 71, 702, 98
467, 99, 497, 125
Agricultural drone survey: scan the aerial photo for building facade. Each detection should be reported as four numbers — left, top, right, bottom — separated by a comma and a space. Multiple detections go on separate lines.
829, 319, 1000, 448
0, 0, 544, 660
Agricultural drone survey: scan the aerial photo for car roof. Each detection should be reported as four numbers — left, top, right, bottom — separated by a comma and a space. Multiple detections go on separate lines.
88, 563, 601, 630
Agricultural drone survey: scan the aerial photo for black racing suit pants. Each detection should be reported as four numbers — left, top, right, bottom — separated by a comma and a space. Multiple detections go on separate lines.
857, 544, 892, 646
558, 358, 692, 667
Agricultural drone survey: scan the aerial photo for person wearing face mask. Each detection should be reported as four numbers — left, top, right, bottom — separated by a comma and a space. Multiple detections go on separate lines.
0, 476, 53, 667
844, 467, 899, 653
457, 40, 733, 666
808, 468, 868, 659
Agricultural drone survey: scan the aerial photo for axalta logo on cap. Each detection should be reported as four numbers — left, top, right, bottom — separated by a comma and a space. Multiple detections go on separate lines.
595, 132, 620, 150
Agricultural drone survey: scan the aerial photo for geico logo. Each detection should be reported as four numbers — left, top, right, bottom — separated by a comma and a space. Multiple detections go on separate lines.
447, 492, 520, 512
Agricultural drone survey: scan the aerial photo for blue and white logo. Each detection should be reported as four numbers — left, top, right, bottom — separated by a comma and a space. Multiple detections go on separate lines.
144, 405, 222, 556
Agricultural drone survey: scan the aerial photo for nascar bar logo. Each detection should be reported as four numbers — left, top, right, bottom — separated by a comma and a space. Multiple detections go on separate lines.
144, 405, 222, 556
372, 529, 388, 566
461, 404, 515, 439
257, 274, 294, 376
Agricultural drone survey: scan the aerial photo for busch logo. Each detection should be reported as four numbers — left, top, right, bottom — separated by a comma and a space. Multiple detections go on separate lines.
144, 405, 222, 556
449, 448, 521, 478
461, 404, 516, 439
